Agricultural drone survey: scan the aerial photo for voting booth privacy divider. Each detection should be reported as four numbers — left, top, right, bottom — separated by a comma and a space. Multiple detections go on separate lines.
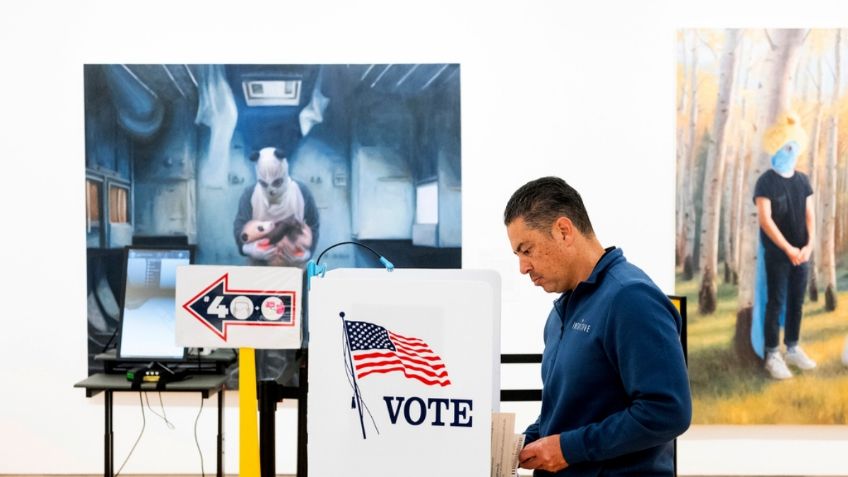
309, 269, 500, 477
176, 265, 500, 476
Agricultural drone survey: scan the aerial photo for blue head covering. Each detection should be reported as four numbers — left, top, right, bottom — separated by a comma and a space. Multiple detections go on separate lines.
771, 140, 800, 175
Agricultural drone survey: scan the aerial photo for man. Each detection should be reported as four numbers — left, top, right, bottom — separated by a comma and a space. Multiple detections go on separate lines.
504, 176, 691, 476
754, 112, 816, 380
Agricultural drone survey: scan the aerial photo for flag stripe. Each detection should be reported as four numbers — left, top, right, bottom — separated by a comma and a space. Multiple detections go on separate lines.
395, 343, 434, 353
353, 354, 446, 371
358, 366, 452, 386
356, 359, 447, 376
395, 346, 441, 360
356, 348, 441, 364
356, 361, 449, 380
353, 351, 401, 361
389, 332, 426, 345
355, 362, 451, 384
354, 358, 448, 378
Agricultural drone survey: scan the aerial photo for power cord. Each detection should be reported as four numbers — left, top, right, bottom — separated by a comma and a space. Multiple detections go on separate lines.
308, 241, 394, 290
144, 392, 175, 430
115, 392, 146, 476
112, 391, 207, 477
315, 241, 393, 269
194, 394, 206, 477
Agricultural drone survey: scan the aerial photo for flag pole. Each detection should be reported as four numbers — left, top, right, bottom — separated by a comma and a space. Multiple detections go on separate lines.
340, 312, 368, 439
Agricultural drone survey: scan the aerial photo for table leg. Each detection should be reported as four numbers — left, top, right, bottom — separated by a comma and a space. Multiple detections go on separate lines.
104, 390, 114, 477
297, 365, 308, 477
217, 390, 224, 477
259, 381, 276, 477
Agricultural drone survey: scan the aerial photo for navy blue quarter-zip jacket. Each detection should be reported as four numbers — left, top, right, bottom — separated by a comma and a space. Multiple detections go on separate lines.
524, 248, 691, 476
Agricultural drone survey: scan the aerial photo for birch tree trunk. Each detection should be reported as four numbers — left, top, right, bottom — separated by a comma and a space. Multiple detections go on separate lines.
699, 28, 741, 314
681, 33, 700, 279
807, 55, 824, 302
728, 42, 753, 286
821, 29, 841, 311
839, 156, 848, 254
722, 138, 735, 284
676, 32, 690, 268
730, 92, 751, 287
735, 29, 807, 358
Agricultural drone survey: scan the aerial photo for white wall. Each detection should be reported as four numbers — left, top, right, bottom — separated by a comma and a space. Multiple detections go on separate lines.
1, 0, 846, 475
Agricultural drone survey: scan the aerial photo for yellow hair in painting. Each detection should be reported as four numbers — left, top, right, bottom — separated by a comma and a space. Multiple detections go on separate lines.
762, 111, 808, 156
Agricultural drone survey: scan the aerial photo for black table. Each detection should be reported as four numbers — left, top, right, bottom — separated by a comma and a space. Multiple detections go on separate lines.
75, 373, 227, 477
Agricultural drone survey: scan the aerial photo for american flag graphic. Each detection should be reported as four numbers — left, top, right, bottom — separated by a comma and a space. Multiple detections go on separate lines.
344, 320, 451, 387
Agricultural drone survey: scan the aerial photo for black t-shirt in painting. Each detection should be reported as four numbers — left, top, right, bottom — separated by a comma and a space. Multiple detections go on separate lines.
753, 169, 813, 257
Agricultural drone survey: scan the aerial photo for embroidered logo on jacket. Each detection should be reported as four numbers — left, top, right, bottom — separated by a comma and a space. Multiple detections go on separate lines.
571, 319, 592, 333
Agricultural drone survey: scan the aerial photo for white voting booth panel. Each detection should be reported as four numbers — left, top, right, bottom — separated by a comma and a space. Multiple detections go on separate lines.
309, 268, 500, 477
175, 265, 303, 349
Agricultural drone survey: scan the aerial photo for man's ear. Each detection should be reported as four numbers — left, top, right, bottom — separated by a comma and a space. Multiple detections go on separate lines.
553, 217, 574, 242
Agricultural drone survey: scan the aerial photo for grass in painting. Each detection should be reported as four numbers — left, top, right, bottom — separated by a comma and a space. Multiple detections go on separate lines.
676, 273, 848, 424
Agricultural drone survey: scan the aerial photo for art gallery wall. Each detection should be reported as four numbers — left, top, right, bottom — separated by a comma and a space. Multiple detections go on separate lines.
0, 0, 846, 475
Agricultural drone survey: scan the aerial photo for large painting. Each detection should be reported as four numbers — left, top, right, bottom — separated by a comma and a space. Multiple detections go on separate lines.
675, 29, 848, 424
84, 64, 462, 387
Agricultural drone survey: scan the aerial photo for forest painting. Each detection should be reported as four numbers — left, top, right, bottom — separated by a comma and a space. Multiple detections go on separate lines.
676, 29, 848, 424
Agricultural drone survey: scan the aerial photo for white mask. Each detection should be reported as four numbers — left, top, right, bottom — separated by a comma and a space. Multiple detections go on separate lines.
254, 147, 289, 204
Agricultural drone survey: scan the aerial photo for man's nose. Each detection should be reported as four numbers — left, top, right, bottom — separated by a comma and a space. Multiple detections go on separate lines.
519, 257, 532, 275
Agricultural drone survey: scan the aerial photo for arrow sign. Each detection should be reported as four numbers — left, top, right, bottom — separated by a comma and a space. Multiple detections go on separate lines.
182, 273, 297, 342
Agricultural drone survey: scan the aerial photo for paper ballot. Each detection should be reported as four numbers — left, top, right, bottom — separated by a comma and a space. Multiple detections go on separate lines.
491, 412, 525, 477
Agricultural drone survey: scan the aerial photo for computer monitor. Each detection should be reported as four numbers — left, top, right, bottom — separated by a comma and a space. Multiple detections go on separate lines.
117, 245, 194, 361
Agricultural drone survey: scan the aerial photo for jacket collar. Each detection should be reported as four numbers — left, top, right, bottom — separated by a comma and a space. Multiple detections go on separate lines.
582, 246, 622, 286
553, 247, 622, 316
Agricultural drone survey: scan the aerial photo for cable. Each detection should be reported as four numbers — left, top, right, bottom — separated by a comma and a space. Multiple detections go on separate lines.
144, 392, 175, 430
101, 325, 120, 353
315, 241, 386, 266
115, 392, 146, 476
194, 394, 206, 477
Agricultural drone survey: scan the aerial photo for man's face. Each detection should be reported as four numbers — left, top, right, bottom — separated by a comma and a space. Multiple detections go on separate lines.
506, 217, 570, 293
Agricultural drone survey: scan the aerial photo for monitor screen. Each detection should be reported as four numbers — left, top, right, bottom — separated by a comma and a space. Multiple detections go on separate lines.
117, 246, 193, 361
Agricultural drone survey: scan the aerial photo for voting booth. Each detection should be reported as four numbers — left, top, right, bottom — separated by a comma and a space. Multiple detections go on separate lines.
308, 269, 500, 477
176, 265, 501, 476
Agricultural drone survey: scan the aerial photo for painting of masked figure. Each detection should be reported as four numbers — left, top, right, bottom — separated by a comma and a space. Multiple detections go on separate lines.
84, 64, 462, 387
675, 29, 848, 424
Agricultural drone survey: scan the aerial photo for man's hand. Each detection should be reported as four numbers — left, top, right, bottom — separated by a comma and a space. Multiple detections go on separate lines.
518, 434, 568, 473
784, 245, 803, 266
799, 244, 813, 264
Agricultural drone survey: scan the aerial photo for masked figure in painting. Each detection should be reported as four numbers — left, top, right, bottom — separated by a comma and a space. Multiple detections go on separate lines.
233, 146, 320, 268
752, 112, 817, 380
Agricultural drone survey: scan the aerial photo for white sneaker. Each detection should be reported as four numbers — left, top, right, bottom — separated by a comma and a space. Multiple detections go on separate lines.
764, 352, 793, 380
842, 336, 848, 367
785, 347, 817, 370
